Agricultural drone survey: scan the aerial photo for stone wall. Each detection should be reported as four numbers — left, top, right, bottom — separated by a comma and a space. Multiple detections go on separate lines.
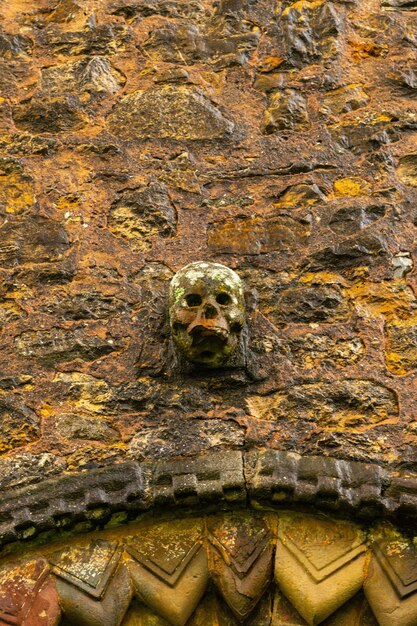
1, 0, 417, 489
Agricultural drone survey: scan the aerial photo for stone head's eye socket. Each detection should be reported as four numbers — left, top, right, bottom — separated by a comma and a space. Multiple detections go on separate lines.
185, 294, 202, 307
216, 292, 231, 305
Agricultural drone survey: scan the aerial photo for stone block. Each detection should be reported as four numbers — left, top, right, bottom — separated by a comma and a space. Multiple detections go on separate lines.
365, 531, 417, 626
107, 87, 234, 141
275, 513, 367, 625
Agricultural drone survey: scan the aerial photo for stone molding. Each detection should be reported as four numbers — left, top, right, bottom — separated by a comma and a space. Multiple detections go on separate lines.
0, 450, 416, 551
0, 510, 416, 626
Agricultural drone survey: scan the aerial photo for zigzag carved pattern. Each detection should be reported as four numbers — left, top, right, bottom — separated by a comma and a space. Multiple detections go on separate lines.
0, 511, 415, 626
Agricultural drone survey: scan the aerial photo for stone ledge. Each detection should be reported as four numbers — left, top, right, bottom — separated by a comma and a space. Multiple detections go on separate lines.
0, 462, 147, 547
0, 450, 416, 552
246, 450, 417, 526
149, 449, 246, 507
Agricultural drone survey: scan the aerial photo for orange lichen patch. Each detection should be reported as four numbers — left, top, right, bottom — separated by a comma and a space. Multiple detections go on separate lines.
299, 272, 347, 286
0, 170, 36, 214
274, 183, 326, 208
333, 177, 372, 197
257, 56, 284, 72
348, 281, 417, 322
0, 300, 23, 324
39, 404, 55, 419
386, 316, 417, 375
0, 418, 39, 454
350, 41, 388, 61
55, 193, 84, 213
279, 0, 327, 17
199, 71, 226, 90
53, 372, 112, 413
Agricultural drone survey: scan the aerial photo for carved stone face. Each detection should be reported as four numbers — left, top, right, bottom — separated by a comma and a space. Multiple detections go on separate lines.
169, 262, 245, 367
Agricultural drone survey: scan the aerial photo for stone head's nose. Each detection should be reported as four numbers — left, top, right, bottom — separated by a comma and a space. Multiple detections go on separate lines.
203, 303, 218, 319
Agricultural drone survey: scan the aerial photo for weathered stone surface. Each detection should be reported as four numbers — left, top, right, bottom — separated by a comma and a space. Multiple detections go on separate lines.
365, 529, 417, 626
0, 453, 65, 491
382, 0, 417, 8
45, 0, 86, 24
208, 513, 273, 620
13, 95, 88, 134
40, 290, 130, 321
127, 519, 208, 626
321, 84, 369, 115
0, 215, 69, 268
247, 380, 398, 429
55, 414, 119, 442
330, 114, 399, 153
391, 251, 413, 278
40, 24, 131, 56
347, 281, 417, 321
273, 284, 350, 324
51, 540, 123, 597
287, 333, 365, 369
388, 62, 417, 90
108, 183, 177, 250
329, 203, 387, 235
0, 462, 146, 545
54, 544, 133, 626
246, 449, 391, 517
0, 31, 33, 57
275, 514, 366, 625
397, 153, 417, 186
0, 450, 416, 561
0, 559, 60, 626
149, 450, 246, 507
0, 134, 56, 157
0, 158, 35, 215
129, 418, 245, 462
107, 87, 234, 141
274, 183, 326, 208
40, 56, 126, 96
15, 328, 118, 364
0, 0, 417, 563
262, 89, 310, 133
208, 214, 310, 255
144, 21, 259, 67
386, 318, 417, 374
4, 511, 417, 626
0, 399, 39, 455
0, 300, 23, 326
53, 372, 112, 412
308, 234, 388, 272
278, 0, 342, 66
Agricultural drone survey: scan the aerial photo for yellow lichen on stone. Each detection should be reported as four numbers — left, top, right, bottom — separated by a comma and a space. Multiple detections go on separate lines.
0, 170, 35, 214
348, 281, 417, 321
385, 315, 417, 375
53, 372, 112, 413
333, 177, 372, 197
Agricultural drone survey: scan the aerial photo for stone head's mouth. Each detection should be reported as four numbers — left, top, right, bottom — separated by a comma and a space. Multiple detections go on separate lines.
189, 325, 228, 347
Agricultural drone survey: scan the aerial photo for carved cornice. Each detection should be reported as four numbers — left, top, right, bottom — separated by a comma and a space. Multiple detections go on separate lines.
0, 450, 416, 553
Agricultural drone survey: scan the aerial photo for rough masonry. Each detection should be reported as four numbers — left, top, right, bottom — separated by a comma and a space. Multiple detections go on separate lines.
0, 0, 417, 528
